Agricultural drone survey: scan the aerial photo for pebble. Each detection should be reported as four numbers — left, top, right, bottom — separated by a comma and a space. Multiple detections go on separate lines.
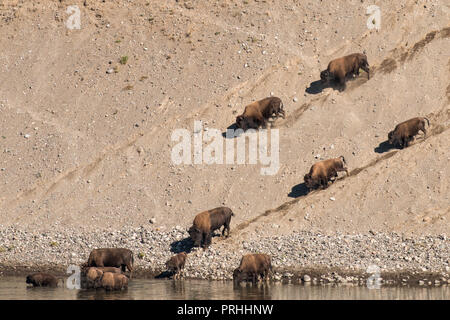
106, 68, 114, 74
0, 228, 448, 284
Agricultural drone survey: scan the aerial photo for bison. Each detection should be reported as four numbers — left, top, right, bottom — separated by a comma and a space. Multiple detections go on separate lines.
320, 53, 370, 90
188, 207, 234, 249
235, 97, 285, 131
87, 248, 134, 278
233, 254, 272, 283
166, 252, 187, 280
304, 156, 349, 190
100, 272, 129, 291
388, 117, 430, 149
26, 273, 59, 287
86, 267, 104, 289
85, 267, 122, 288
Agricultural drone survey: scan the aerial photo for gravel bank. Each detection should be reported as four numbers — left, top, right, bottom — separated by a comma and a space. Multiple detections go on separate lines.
0, 226, 449, 286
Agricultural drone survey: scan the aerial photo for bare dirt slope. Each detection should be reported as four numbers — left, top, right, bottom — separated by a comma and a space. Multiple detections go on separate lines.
0, 0, 449, 239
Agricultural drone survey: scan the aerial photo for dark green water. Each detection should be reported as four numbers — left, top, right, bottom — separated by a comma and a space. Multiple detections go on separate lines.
0, 277, 448, 300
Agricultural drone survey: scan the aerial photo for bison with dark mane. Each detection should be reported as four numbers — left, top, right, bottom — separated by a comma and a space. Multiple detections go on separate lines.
304, 156, 348, 190
188, 207, 234, 249
388, 117, 430, 149
235, 97, 285, 131
320, 53, 370, 90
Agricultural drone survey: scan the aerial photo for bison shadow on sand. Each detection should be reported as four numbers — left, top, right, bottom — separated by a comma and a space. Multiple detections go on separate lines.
374, 140, 398, 154
305, 74, 363, 95
170, 232, 223, 254
222, 123, 243, 139
287, 182, 309, 198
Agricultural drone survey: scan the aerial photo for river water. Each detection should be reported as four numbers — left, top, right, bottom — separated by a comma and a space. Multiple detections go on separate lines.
0, 277, 448, 300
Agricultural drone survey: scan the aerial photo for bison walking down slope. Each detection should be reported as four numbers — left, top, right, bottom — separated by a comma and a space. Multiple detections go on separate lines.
188, 207, 234, 249
236, 97, 285, 131
320, 53, 370, 90
304, 156, 349, 190
233, 254, 272, 283
388, 117, 430, 149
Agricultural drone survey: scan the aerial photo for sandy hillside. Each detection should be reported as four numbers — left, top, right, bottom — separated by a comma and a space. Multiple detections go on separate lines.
0, 0, 449, 240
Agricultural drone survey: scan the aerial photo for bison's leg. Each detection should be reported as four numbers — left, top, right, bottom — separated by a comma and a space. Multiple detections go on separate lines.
203, 233, 212, 249
260, 117, 268, 129
125, 263, 133, 279
321, 177, 329, 189
361, 64, 370, 79
222, 221, 231, 237
402, 137, 409, 148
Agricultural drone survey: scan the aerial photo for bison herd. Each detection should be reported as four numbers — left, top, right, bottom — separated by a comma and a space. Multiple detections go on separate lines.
25, 52, 431, 290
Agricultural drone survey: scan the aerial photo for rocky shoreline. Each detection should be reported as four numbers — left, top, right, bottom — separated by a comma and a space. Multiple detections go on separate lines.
0, 226, 449, 287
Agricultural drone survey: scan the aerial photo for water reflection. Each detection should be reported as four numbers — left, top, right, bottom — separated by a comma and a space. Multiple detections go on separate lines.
0, 277, 448, 300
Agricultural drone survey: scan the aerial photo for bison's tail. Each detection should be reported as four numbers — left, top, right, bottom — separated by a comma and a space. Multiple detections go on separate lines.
424, 117, 430, 127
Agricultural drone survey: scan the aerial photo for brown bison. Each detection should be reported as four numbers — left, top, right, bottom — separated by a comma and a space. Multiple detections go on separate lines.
85, 267, 122, 288
388, 117, 430, 149
166, 252, 187, 280
86, 267, 104, 289
236, 97, 285, 131
188, 207, 234, 249
233, 254, 272, 283
100, 272, 129, 291
87, 248, 134, 278
304, 156, 349, 190
26, 273, 59, 287
320, 53, 370, 90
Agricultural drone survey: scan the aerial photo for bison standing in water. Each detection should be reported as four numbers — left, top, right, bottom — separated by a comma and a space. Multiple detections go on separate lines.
100, 272, 129, 291
166, 252, 188, 280
233, 254, 272, 283
320, 53, 370, 90
188, 207, 234, 249
87, 248, 134, 278
26, 273, 59, 287
85, 267, 122, 289
388, 117, 430, 149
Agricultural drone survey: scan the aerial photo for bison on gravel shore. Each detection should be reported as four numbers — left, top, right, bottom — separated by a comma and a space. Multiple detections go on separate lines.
188, 207, 234, 249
